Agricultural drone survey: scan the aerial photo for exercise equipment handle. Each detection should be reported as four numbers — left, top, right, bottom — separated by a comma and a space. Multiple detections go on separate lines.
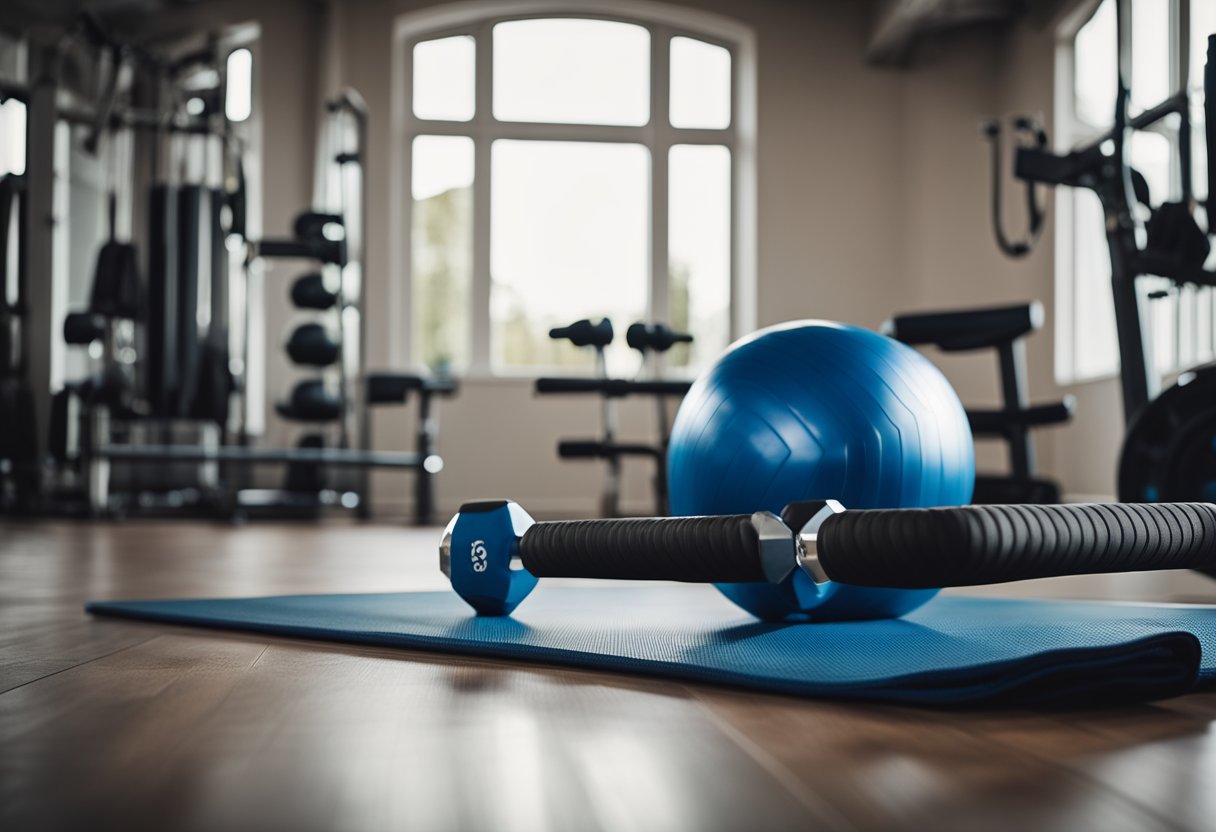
520, 514, 769, 583
626, 322, 694, 353
549, 318, 614, 348
817, 503, 1216, 588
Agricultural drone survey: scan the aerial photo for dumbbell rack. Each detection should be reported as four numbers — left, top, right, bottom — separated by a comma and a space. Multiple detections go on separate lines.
536, 319, 692, 516
93, 89, 459, 523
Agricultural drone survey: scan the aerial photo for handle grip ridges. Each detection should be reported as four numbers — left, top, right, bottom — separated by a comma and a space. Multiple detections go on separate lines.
520, 514, 766, 583
818, 502, 1216, 588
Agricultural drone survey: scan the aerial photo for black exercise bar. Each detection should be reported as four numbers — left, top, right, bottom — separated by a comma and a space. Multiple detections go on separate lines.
535, 378, 693, 397
98, 445, 439, 469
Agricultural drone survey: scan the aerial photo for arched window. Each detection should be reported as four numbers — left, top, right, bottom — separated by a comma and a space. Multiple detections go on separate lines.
394, 2, 756, 376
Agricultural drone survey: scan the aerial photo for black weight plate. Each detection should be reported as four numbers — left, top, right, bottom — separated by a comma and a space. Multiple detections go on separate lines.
1119, 364, 1216, 503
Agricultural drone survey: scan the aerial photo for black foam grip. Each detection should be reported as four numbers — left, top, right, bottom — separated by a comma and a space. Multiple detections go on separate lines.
818, 503, 1216, 588
520, 514, 766, 582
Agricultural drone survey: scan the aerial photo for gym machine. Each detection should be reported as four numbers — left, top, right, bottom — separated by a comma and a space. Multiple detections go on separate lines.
441, 498, 1216, 619
2, 18, 456, 522
100, 87, 458, 522
987, 1, 1216, 503
0, 20, 244, 515
884, 301, 1074, 503
535, 318, 693, 516
0, 168, 37, 512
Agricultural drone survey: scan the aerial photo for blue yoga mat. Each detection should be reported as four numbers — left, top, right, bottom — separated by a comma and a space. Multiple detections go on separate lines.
87, 588, 1216, 707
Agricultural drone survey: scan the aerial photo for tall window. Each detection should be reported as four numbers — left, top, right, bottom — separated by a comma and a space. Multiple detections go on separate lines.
397, 7, 753, 377
1056, 0, 1215, 383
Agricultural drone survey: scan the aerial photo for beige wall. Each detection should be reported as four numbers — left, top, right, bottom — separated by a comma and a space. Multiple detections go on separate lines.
147, 0, 1129, 517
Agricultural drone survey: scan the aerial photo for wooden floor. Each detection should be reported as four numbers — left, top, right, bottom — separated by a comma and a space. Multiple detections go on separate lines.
4, 520, 1216, 832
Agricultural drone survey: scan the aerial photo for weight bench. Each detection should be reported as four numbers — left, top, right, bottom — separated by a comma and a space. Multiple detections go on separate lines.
365, 372, 460, 524
536, 376, 693, 516
883, 301, 1073, 504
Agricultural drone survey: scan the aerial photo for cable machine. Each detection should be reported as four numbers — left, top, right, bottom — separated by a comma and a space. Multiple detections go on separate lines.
987, 0, 1215, 502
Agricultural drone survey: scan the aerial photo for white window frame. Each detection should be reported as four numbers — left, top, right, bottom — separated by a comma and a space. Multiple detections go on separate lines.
1054, 0, 1214, 385
391, 0, 757, 377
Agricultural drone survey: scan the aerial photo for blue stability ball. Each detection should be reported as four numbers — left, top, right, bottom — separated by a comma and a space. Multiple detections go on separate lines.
668, 320, 975, 622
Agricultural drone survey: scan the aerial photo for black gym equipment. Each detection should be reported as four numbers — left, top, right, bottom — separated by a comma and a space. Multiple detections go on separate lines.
0, 171, 38, 511
441, 498, 1216, 619
0, 23, 439, 522
366, 373, 460, 524
290, 273, 338, 310
277, 379, 343, 422
549, 318, 614, 354
214, 88, 457, 523
285, 322, 341, 367
626, 321, 694, 355
884, 301, 1074, 503
989, 3, 1216, 505
981, 116, 1048, 259
253, 212, 347, 266
536, 318, 693, 516
2, 18, 458, 522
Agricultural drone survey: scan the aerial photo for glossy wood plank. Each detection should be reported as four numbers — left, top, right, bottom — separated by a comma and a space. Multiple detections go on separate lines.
695, 688, 1216, 832
0, 631, 823, 831
3, 519, 1216, 831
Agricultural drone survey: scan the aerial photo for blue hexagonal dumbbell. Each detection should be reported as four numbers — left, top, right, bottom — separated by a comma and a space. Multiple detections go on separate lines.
440, 500, 539, 615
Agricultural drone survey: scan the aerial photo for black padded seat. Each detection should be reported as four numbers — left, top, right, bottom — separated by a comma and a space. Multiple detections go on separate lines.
535, 377, 692, 398
883, 301, 1043, 352
967, 397, 1076, 436
366, 372, 459, 405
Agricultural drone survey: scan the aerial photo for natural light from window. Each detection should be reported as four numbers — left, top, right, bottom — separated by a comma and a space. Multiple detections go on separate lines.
670, 37, 731, 129
491, 140, 648, 372
492, 19, 650, 126
225, 48, 252, 123
411, 135, 474, 370
669, 144, 730, 369
403, 13, 743, 376
0, 98, 26, 176
413, 36, 475, 121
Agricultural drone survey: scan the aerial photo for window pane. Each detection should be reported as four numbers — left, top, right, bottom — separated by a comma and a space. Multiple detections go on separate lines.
670, 37, 731, 129
412, 135, 474, 370
1194, 0, 1215, 205
1192, 0, 1216, 91
1128, 129, 1173, 204
413, 36, 475, 121
1146, 276, 1176, 374
669, 145, 730, 372
491, 140, 647, 373
1072, 189, 1119, 379
1075, 0, 1116, 127
1131, 0, 1170, 113
225, 48, 252, 123
0, 98, 26, 176
493, 20, 649, 126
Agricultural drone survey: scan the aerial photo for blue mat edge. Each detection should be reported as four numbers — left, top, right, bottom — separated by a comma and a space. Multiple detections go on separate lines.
85, 596, 1205, 706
